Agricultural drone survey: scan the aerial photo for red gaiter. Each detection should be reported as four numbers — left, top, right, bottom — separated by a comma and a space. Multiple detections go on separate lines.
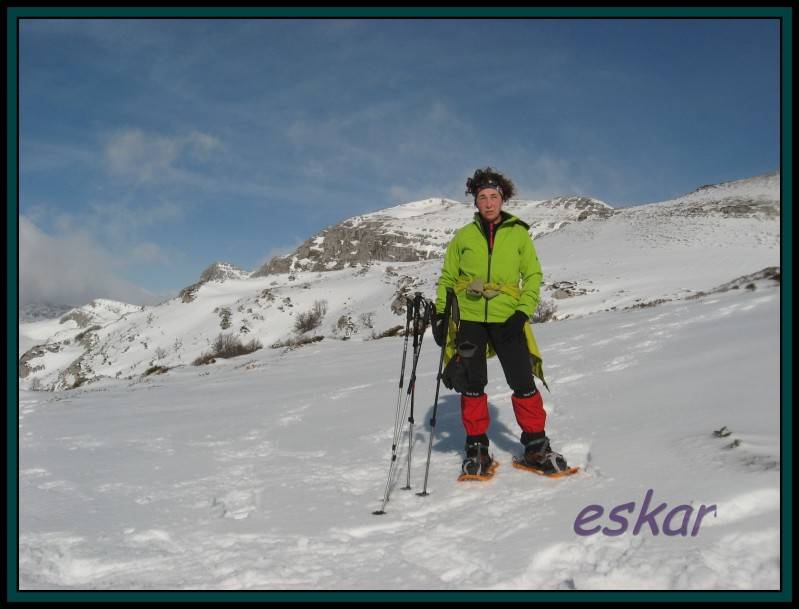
460, 393, 490, 436
511, 392, 547, 433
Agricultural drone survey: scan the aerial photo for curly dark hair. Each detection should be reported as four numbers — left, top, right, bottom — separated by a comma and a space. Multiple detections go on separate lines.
465, 167, 516, 201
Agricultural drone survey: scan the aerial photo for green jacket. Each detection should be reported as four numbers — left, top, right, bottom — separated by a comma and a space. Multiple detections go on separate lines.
435, 211, 543, 323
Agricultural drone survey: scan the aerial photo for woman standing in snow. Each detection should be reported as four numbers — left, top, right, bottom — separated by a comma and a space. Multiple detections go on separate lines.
432, 167, 570, 478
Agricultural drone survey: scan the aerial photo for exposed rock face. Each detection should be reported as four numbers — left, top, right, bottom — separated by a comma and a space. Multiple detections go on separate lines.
252, 219, 436, 276
19, 344, 60, 378
179, 283, 202, 303
200, 262, 250, 283
537, 196, 617, 220
547, 280, 597, 299
389, 275, 426, 315
60, 310, 94, 328
57, 355, 92, 389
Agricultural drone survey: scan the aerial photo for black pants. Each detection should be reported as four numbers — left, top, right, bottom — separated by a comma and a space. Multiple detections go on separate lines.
457, 320, 537, 397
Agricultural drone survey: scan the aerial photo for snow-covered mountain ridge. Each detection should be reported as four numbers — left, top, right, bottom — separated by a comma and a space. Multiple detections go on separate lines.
18, 171, 780, 392
254, 195, 615, 275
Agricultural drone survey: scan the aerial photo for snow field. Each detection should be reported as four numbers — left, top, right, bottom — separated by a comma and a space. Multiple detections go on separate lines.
19, 282, 780, 589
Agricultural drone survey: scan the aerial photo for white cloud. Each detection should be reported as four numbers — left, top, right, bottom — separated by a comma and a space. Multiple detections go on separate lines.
129, 242, 169, 264
100, 127, 274, 200
86, 198, 187, 244
185, 129, 223, 160
104, 128, 223, 184
21, 138, 96, 173
19, 215, 163, 307
283, 98, 477, 191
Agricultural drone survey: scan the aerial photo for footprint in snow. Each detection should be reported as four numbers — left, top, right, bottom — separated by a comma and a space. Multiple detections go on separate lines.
604, 355, 634, 372
555, 373, 585, 385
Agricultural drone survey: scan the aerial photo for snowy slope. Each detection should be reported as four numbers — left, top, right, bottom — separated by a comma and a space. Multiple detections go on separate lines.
653, 170, 779, 209
534, 198, 779, 319
19, 263, 439, 391
17, 171, 782, 590
18, 280, 780, 590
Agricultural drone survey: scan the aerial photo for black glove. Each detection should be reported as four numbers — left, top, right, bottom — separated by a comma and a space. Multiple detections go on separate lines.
500, 310, 528, 342
432, 311, 447, 347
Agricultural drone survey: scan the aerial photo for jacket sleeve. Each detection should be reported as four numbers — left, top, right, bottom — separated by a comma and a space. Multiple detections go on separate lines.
516, 229, 543, 318
436, 232, 460, 314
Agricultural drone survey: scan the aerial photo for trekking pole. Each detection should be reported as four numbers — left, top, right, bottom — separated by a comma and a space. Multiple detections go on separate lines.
402, 293, 431, 491
390, 297, 415, 457
373, 295, 416, 515
417, 288, 456, 498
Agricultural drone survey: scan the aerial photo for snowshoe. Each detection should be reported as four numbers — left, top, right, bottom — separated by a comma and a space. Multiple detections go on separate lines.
512, 437, 579, 478
457, 440, 498, 482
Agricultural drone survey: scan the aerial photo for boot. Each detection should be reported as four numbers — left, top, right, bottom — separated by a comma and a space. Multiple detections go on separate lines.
519, 436, 568, 474
462, 435, 493, 476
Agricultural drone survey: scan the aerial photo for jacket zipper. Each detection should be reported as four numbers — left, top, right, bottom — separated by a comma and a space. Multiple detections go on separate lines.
477, 217, 504, 322
485, 223, 493, 322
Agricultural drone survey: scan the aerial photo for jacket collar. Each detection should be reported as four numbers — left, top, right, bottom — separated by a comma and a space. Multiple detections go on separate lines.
473, 210, 530, 232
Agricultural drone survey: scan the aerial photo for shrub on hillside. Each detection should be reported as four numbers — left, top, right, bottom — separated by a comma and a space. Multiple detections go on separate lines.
294, 300, 327, 334
533, 299, 558, 323
192, 333, 263, 365
270, 335, 324, 350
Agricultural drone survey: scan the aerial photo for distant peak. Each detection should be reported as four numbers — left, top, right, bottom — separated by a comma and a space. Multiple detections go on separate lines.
199, 262, 250, 283
674, 170, 780, 204
86, 298, 134, 309
693, 170, 778, 190
540, 196, 614, 210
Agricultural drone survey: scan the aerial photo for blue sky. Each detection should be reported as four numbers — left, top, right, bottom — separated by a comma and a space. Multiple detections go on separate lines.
19, 18, 780, 306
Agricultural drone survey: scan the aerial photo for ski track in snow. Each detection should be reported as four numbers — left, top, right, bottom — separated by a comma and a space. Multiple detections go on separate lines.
18, 286, 780, 590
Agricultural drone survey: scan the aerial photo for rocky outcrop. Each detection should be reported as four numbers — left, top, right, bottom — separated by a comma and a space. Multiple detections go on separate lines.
547, 280, 597, 299
538, 196, 617, 220
200, 262, 250, 283
19, 343, 60, 378
252, 219, 439, 276
59, 310, 94, 328
180, 262, 250, 303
